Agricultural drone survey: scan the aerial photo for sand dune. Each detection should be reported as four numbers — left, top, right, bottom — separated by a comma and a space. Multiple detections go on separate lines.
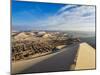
12, 42, 96, 74
11, 47, 65, 74
14, 32, 30, 40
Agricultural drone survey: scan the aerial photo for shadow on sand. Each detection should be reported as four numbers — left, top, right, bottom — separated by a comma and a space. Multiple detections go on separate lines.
16, 44, 79, 74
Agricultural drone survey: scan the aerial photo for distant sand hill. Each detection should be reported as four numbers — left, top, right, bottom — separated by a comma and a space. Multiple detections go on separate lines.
13, 32, 36, 41
42, 33, 52, 38
14, 32, 30, 40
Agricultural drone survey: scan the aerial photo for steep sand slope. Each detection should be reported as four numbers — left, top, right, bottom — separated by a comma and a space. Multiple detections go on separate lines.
11, 46, 70, 74
12, 44, 79, 74
75, 43, 96, 70
12, 51, 60, 74
12, 42, 96, 74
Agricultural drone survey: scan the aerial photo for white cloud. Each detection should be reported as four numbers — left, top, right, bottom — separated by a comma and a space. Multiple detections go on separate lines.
57, 5, 77, 14
33, 5, 95, 31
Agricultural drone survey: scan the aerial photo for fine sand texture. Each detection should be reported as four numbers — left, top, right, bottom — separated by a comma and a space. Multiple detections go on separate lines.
75, 43, 96, 70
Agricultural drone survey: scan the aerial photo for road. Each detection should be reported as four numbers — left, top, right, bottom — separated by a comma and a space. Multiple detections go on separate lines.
12, 44, 79, 74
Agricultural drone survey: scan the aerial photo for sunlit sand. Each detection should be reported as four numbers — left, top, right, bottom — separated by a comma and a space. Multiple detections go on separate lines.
75, 43, 95, 70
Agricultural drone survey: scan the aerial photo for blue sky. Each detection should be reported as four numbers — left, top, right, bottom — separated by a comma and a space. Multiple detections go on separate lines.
12, 0, 95, 31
